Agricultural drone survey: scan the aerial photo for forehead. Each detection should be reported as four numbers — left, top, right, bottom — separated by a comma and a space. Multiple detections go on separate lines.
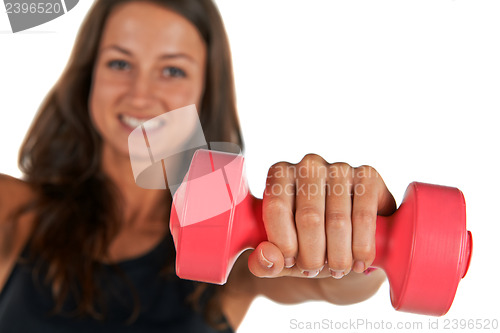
100, 1, 206, 56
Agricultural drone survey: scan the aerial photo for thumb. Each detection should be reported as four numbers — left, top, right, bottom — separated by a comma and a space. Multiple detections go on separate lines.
248, 241, 285, 278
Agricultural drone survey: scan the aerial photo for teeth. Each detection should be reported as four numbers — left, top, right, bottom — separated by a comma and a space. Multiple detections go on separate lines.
121, 115, 143, 128
120, 114, 164, 130
143, 118, 164, 131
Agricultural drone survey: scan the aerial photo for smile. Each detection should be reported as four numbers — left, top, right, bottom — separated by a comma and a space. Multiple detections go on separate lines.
119, 114, 166, 131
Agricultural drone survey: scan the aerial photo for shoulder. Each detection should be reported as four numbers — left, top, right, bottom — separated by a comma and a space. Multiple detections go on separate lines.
0, 173, 35, 223
0, 174, 36, 292
0, 173, 36, 256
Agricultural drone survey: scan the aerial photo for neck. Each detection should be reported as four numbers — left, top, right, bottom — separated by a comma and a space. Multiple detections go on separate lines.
100, 145, 171, 228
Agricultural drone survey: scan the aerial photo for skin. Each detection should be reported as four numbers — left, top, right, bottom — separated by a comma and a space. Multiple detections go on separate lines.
0, 2, 397, 330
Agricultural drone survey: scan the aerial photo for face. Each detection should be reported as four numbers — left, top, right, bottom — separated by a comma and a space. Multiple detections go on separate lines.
89, 1, 207, 158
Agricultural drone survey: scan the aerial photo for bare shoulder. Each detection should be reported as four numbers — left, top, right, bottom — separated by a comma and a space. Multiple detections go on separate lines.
0, 173, 35, 223
0, 174, 36, 292
0, 173, 36, 250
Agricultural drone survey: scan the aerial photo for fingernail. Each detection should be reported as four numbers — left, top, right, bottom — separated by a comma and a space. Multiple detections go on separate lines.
284, 257, 295, 268
260, 249, 274, 268
363, 267, 378, 276
302, 270, 320, 278
353, 261, 365, 273
329, 269, 344, 279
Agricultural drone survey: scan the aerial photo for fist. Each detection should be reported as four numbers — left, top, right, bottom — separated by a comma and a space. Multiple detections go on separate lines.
248, 154, 396, 279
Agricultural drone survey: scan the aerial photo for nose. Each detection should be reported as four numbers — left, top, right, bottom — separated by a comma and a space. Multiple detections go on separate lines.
128, 71, 155, 110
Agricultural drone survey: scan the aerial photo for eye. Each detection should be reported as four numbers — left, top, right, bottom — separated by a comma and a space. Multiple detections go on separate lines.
162, 66, 186, 78
107, 59, 131, 71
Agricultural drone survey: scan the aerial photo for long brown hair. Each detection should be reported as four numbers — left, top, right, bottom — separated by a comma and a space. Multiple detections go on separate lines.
17, 0, 243, 327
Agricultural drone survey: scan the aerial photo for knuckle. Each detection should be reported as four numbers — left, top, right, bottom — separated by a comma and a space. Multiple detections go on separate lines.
295, 206, 323, 228
263, 197, 290, 216
328, 162, 353, 181
332, 162, 352, 170
325, 211, 350, 231
270, 161, 292, 170
300, 153, 326, 166
352, 243, 375, 262
268, 161, 293, 178
296, 154, 329, 180
352, 210, 375, 226
355, 164, 379, 180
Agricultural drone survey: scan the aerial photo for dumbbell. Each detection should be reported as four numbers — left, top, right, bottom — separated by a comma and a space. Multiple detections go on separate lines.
170, 149, 473, 316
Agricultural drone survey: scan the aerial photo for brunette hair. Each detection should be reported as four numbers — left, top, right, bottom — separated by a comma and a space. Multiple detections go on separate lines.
17, 0, 243, 328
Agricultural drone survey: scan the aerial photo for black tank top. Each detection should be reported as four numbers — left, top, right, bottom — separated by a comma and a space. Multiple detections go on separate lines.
0, 235, 234, 332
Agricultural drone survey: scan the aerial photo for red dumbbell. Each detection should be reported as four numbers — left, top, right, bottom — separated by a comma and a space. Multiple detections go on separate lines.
170, 149, 473, 316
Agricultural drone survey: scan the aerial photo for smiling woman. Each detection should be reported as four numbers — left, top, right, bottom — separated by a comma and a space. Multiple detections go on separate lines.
0, 0, 243, 332
89, 2, 207, 159
0, 0, 396, 332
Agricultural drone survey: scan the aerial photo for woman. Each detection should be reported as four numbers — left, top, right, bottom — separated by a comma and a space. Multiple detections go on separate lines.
0, 0, 396, 331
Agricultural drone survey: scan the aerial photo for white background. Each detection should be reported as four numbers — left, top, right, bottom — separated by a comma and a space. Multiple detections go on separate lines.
1, 1, 499, 332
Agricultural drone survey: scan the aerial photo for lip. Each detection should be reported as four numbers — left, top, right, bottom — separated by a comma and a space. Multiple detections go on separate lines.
118, 113, 160, 120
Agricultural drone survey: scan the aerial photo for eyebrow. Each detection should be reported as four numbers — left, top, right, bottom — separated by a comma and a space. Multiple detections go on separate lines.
101, 45, 196, 62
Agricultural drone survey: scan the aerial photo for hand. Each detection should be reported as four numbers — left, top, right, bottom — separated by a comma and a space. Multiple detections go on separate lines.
248, 154, 396, 279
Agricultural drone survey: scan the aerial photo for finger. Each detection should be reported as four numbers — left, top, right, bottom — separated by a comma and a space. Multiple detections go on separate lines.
262, 162, 297, 269
247, 241, 285, 277
351, 166, 379, 273
294, 154, 327, 277
375, 175, 397, 216
325, 163, 353, 279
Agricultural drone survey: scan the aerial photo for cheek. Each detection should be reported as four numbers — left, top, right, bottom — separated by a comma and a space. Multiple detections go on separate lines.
89, 76, 118, 135
88, 88, 106, 136
164, 80, 205, 108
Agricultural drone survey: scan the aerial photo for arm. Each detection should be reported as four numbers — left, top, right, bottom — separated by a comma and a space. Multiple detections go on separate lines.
251, 266, 387, 305
221, 252, 386, 329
